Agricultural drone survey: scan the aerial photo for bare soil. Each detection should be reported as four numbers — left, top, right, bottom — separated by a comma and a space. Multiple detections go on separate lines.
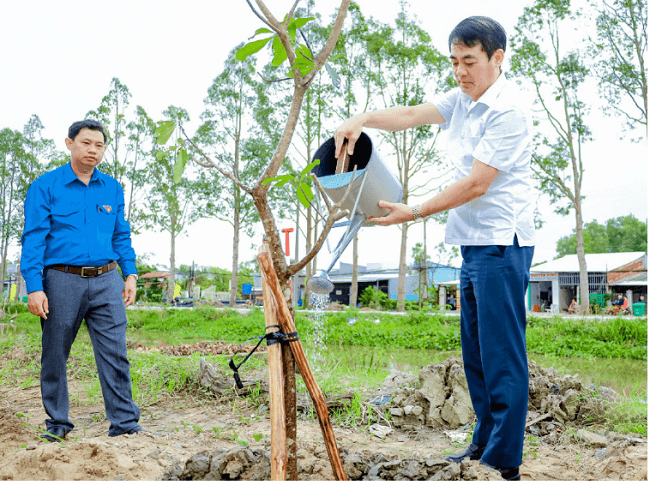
0, 377, 646, 481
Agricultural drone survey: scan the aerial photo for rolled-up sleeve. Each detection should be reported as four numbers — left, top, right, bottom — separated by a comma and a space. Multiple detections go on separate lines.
112, 182, 137, 277
20, 181, 50, 293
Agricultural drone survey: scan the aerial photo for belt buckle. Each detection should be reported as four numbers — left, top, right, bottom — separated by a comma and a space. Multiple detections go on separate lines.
80, 266, 97, 277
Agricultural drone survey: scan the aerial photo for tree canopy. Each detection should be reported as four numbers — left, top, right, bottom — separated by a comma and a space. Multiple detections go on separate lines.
556, 214, 647, 257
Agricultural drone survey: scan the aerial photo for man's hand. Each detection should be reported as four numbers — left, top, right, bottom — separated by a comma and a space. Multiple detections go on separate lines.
368, 200, 414, 226
28, 291, 49, 319
123, 275, 137, 307
334, 114, 366, 160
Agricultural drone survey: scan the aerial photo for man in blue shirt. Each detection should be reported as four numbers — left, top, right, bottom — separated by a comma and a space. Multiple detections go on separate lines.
334, 17, 533, 481
21, 119, 144, 440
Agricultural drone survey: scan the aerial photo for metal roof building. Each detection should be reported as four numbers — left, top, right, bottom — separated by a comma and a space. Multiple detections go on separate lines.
529, 252, 647, 313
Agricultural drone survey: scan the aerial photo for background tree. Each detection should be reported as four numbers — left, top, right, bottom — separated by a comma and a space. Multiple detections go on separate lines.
363, 5, 450, 311
86, 78, 151, 233
556, 214, 648, 256
149, 106, 204, 304
0, 129, 31, 294
196, 47, 271, 306
590, 0, 647, 135
511, 0, 593, 312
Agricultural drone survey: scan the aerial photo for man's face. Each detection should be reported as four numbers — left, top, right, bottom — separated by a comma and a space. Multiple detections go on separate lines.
65, 128, 106, 171
450, 42, 503, 101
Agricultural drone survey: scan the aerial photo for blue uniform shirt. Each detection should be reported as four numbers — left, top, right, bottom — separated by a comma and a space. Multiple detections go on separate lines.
20, 162, 138, 294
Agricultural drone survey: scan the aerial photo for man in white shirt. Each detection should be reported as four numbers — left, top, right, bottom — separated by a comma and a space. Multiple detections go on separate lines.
334, 16, 534, 481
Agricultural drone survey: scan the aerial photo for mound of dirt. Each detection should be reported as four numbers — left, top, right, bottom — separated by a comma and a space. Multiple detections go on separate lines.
383, 357, 622, 435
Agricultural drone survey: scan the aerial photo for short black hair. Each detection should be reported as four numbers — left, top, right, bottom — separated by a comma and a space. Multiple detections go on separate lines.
448, 16, 507, 60
68, 119, 108, 144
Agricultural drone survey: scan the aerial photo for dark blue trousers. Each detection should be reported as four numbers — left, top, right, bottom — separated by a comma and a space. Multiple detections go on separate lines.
459, 236, 534, 468
41, 267, 140, 436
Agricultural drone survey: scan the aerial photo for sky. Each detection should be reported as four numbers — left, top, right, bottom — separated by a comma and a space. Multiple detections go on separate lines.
2, 0, 647, 275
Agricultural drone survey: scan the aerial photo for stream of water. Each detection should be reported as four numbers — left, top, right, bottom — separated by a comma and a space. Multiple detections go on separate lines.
309, 293, 330, 372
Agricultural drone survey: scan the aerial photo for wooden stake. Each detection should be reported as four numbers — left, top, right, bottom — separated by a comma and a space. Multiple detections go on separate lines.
260, 251, 287, 480
335, 141, 350, 174
257, 247, 348, 481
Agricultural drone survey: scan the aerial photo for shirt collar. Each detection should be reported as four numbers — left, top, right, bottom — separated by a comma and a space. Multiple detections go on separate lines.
63, 161, 105, 186
468, 72, 507, 110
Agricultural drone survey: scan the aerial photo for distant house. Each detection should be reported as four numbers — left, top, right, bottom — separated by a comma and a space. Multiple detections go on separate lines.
529, 252, 647, 313
259, 261, 460, 306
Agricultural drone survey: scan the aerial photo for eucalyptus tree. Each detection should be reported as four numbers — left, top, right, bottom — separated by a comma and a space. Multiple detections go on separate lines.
124, 106, 156, 234
196, 47, 273, 306
511, 0, 593, 312
86, 78, 151, 232
363, 5, 451, 311
590, 0, 647, 135
0, 129, 35, 294
148, 106, 204, 304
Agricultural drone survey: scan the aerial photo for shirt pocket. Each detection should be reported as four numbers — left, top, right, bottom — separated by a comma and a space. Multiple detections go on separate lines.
50, 202, 81, 231
96, 203, 117, 228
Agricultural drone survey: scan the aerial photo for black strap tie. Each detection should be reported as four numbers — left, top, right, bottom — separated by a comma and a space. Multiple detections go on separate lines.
228, 325, 300, 389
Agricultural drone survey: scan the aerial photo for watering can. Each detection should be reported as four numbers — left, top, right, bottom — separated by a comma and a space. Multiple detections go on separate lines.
307, 132, 403, 295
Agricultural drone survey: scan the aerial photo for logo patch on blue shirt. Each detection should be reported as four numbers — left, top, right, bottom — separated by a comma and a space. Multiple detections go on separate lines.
102, 205, 112, 213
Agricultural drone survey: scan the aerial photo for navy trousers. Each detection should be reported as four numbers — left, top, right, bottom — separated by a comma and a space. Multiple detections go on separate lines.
41, 267, 140, 436
459, 236, 534, 468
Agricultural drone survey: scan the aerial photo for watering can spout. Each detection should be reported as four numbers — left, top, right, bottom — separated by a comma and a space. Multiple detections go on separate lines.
308, 270, 334, 295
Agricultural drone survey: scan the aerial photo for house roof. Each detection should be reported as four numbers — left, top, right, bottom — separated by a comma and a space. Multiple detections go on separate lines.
531, 252, 646, 273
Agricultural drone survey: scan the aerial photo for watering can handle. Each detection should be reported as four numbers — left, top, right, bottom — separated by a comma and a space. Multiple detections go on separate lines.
335, 141, 349, 174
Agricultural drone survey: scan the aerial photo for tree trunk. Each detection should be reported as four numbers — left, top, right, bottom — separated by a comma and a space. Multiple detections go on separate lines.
574, 199, 589, 313
230, 188, 240, 307
350, 234, 358, 308
168, 226, 176, 304
304, 205, 313, 308
397, 221, 409, 312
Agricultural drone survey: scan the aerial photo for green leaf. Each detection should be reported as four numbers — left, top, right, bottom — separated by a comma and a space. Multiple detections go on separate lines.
288, 16, 315, 38
236, 37, 273, 61
299, 181, 313, 201
254, 27, 273, 36
155, 150, 166, 161
296, 184, 311, 208
300, 159, 320, 179
271, 36, 288, 67
262, 174, 294, 186
154, 121, 175, 145
173, 148, 188, 183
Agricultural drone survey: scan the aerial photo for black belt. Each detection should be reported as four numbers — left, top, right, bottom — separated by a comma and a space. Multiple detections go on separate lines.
46, 261, 118, 278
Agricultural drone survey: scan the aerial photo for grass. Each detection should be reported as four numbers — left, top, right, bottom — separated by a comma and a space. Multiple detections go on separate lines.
0, 302, 646, 437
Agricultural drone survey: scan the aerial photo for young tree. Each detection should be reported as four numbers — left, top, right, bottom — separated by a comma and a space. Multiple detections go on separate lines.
590, 0, 647, 135
363, 5, 450, 311
511, 0, 593, 312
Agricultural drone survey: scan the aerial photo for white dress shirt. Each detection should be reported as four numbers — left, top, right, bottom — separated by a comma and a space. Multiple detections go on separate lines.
433, 74, 535, 246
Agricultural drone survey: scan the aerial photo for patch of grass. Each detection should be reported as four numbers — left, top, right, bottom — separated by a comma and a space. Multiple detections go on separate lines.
605, 385, 648, 436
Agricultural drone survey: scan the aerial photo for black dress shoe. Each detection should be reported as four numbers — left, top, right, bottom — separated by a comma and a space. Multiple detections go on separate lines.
479, 459, 521, 481
41, 427, 68, 443
445, 442, 485, 463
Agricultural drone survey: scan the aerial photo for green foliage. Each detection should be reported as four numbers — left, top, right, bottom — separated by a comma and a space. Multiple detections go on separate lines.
358, 287, 396, 311
262, 159, 320, 208
526, 316, 647, 359
590, 0, 647, 132
556, 215, 648, 257
236, 15, 317, 77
